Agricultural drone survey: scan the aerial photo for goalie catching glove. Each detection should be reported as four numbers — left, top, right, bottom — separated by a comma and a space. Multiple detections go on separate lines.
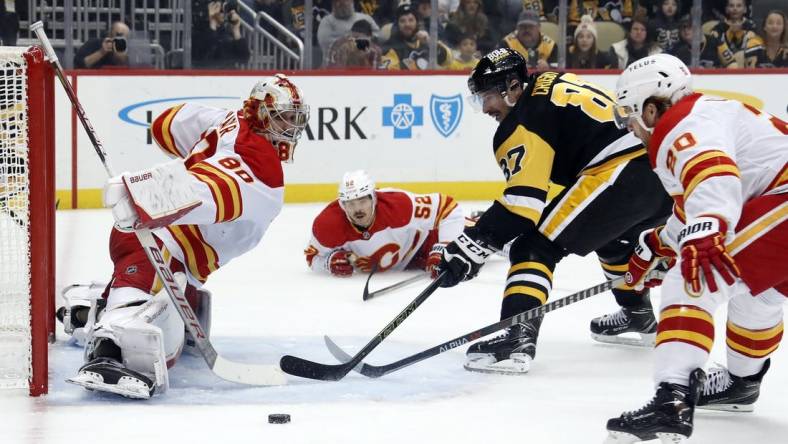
626, 226, 676, 290
437, 227, 495, 288
678, 216, 740, 295
103, 160, 202, 232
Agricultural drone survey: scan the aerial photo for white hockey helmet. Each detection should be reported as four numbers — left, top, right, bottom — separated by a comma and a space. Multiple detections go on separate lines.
613, 54, 693, 130
338, 170, 377, 207
243, 73, 310, 163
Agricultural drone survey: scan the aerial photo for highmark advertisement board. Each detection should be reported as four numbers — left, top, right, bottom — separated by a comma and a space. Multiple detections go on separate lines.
58, 71, 787, 207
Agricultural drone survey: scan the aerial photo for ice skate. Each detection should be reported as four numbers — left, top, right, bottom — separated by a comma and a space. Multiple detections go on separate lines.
464, 317, 541, 375
66, 357, 155, 400
697, 359, 770, 412
604, 369, 705, 444
590, 305, 656, 347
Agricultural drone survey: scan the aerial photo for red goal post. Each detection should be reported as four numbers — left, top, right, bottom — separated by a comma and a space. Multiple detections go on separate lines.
0, 45, 55, 396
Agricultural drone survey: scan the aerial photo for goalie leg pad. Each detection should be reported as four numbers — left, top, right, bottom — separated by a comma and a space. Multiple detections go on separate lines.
57, 282, 108, 346
83, 285, 185, 395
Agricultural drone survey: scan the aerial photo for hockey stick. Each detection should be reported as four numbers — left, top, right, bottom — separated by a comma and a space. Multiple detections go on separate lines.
325, 268, 666, 378
363, 268, 429, 301
279, 271, 446, 381
32, 22, 286, 386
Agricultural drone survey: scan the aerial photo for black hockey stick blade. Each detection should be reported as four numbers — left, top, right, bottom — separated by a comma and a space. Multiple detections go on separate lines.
324, 270, 668, 379
279, 272, 447, 381
361, 265, 379, 301
364, 273, 429, 301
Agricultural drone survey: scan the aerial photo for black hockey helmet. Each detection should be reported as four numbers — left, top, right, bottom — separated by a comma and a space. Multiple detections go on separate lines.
468, 48, 528, 96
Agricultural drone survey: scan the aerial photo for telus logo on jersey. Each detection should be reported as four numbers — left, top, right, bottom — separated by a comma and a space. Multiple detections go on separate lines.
430, 94, 463, 138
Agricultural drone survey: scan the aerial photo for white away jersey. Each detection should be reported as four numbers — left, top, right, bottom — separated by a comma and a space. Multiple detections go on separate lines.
305, 189, 464, 273
149, 103, 285, 284
648, 93, 788, 245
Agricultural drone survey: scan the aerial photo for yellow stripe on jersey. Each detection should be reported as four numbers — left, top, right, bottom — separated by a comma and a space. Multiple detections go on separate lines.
169, 225, 219, 282
150, 248, 172, 294
158, 104, 184, 158
684, 164, 741, 199
189, 163, 243, 223
727, 321, 785, 341
495, 125, 554, 224
657, 330, 715, 351
540, 165, 619, 239
729, 201, 788, 255
581, 148, 646, 176
508, 261, 554, 281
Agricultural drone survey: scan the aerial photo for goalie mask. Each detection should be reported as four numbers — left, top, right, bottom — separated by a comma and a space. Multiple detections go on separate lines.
614, 54, 692, 131
243, 74, 310, 163
338, 170, 377, 229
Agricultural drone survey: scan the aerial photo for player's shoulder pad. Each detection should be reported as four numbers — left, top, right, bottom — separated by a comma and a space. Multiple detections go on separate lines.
233, 114, 283, 189
375, 190, 414, 229
312, 200, 352, 248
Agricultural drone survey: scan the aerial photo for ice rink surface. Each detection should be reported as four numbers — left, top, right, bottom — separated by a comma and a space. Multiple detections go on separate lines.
2, 203, 786, 444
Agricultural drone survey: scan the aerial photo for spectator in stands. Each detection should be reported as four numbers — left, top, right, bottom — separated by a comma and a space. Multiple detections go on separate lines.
669, 14, 730, 68
567, 15, 615, 68
499, 9, 557, 69
282, 0, 332, 66
244, 0, 286, 32
709, 0, 762, 67
652, 0, 681, 52
447, 0, 496, 52
380, 3, 453, 69
74, 21, 132, 69
357, 0, 398, 26
569, 0, 634, 28
754, 10, 787, 67
192, 1, 251, 69
325, 19, 382, 68
0, 0, 22, 46
317, 0, 379, 66
609, 15, 661, 68
414, 0, 457, 43
447, 34, 480, 69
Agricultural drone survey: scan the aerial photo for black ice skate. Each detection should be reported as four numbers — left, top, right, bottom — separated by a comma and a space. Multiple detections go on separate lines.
464, 317, 542, 375
66, 357, 155, 400
697, 359, 770, 412
605, 369, 705, 444
590, 305, 656, 347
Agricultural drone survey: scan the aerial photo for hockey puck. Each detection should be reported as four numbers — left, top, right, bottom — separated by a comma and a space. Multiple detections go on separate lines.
268, 414, 290, 424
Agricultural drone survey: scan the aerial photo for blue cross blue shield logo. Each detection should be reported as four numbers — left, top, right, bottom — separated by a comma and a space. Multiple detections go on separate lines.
430, 94, 463, 138
382, 94, 423, 139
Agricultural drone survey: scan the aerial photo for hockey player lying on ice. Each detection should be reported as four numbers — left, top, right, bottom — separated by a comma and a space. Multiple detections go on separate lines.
304, 170, 465, 279
56, 74, 309, 399
434, 47, 673, 375
604, 53, 787, 444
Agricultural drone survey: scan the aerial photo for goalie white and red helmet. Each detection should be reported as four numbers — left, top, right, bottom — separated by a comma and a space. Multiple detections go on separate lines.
613, 54, 693, 130
243, 73, 310, 163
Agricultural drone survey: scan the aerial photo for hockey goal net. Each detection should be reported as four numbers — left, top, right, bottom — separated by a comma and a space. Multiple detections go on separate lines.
0, 46, 55, 396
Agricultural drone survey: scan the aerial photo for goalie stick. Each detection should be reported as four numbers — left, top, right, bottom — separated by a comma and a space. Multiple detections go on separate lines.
31, 23, 286, 387
325, 268, 666, 378
363, 267, 429, 301
279, 272, 446, 381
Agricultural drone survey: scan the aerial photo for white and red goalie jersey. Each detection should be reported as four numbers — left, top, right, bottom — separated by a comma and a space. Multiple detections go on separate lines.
648, 93, 788, 249
147, 103, 284, 285
305, 189, 465, 273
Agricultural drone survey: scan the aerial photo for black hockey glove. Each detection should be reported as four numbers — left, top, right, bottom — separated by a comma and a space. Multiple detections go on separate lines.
437, 227, 495, 288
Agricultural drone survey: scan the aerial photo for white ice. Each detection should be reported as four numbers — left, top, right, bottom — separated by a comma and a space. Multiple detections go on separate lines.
2, 204, 786, 444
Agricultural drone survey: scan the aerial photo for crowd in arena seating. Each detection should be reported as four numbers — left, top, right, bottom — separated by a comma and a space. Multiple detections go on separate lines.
3, 0, 785, 69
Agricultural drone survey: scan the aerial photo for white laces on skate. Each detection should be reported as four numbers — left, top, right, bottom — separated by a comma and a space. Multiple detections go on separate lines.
599, 309, 629, 327
703, 367, 732, 396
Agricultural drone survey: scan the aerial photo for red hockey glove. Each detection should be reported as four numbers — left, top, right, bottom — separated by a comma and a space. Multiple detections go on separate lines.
626, 226, 676, 290
678, 216, 740, 295
327, 250, 355, 277
425, 243, 447, 279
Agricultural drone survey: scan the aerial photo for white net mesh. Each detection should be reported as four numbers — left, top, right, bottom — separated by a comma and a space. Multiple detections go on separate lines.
0, 47, 31, 390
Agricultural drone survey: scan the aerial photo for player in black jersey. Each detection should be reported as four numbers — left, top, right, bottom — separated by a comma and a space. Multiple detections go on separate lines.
436, 48, 673, 374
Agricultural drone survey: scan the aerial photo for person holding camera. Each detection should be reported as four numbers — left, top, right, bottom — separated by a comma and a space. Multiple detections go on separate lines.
192, 0, 251, 69
324, 19, 381, 68
74, 21, 131, 69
